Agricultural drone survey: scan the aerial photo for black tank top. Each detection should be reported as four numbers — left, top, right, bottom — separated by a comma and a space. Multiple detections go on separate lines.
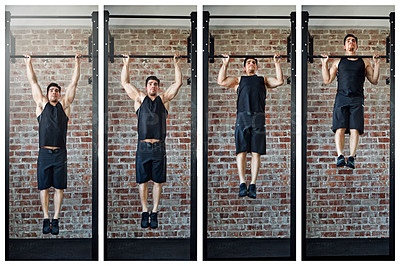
337, 58, 366, 98
237, 75, 266, 113
136, 96, 168, 141
37, 102, 69, 148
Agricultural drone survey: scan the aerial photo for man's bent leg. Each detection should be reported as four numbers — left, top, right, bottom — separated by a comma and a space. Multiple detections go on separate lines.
250, 152, 261, 185
53, 188, 64, 219
40, 189, 50, 219
236, 152, 247, 184
349, 129, 360, 157
335, 128, 346, 156
139, 182, 149, 213
152, 182, 163, 213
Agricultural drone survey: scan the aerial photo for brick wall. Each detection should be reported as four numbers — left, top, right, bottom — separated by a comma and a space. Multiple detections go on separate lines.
207, 27, 292, 238
306, 28, 390, 238
8, 27, 93, 238
107, 27, 192, 238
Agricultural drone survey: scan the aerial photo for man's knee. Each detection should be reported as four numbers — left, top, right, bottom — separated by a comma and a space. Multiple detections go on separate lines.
349, 129, 360, 135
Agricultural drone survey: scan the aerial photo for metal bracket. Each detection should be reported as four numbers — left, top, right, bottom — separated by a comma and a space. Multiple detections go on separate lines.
386, 77, 390, 85
308, 31, 314, 63
187, 35, 191, 64
11, 34, 15, 63
209, 34, 215, 63
88, 76, 92, 84
287, 34, 291, 63
88, 34, 93, 63
109, 33, 114, 63
386, 35, 390, 63
187, 77, 191, 85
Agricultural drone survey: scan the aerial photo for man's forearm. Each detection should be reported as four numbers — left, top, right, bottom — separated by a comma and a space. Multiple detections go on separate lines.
275, 63, 284, 83
121, 63, 130, 85
26, 63, 38, 86
174, 63, 182, 85
217, 64, 228, 84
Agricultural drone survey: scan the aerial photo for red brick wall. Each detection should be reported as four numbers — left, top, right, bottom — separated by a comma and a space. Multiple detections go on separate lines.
107, 27, 191, 238
8, 28, 93, 238
207, 27, 292, 238
306, 28, 390, 238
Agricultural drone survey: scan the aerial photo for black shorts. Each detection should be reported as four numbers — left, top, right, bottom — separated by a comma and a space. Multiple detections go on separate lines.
37, 148, 67, 190
235, 112, 266, 155
136, 141, 167, 184
332, 94, 364, 135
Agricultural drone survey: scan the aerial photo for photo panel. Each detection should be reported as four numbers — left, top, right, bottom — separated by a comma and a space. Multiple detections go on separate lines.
301, 5, 394, 260
104, 5, 197, 260
203, 5, 296, 260
5, 5, 99, 260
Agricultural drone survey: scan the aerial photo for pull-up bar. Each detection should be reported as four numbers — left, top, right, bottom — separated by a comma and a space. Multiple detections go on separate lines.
213, 55, 289, 59
308, 15, 390, 20
11, 55, 91, 59
312, 55, 388, 59
113, 54, 189, 59
109, 15, 191, 19
209, 15, 291, 19
10, 15, 92, 19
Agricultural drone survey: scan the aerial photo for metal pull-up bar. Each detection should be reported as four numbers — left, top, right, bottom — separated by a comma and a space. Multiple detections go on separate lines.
113, 54, 189, 59
213, 55, 289, 59
109, 15, 191, 19
10, 55, 91, 59
9, 15, 92, 19
308, 15, 390, 20
209, 15, 291, 19
311, 55, 388, 59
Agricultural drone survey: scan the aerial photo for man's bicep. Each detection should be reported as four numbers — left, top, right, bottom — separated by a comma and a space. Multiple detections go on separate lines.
221, 76, 238, 88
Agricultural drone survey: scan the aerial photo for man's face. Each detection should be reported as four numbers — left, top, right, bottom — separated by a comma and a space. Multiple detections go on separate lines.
244, 59, 258, 75
146, 80, 159, 96
47, 86, 61, 103
344, 37, 358, 52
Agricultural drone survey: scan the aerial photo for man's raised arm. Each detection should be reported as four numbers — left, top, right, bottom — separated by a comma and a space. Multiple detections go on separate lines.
121, 54, 142, 102
217, 54, 239, 88
63, 53, 82, 106
321, 54, 338, 84
265, 54, 284, 88
24, 54, 46, 106
365, 54, 380, 85
162, 54, 183, 102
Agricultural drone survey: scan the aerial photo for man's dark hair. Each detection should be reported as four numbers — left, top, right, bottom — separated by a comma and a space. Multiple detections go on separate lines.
344, 34, 358, 45
145, 76, 160, 87
243, 57, 258, 67
46, 83, 61, 94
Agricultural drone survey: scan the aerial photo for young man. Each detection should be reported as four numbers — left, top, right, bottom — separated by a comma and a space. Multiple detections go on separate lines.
121, 54, 183, 229
321, 34, 381, 169
25, 53, 81, 235
217, 54, 284, 198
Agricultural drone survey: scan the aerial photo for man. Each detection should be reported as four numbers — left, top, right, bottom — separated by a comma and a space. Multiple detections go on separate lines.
121, 54, 183, 229
25, 53, 81, 235
321, 34, 381, 169
217, 54, 284, 198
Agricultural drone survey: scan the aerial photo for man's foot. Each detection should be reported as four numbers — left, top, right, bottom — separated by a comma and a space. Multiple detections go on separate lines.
51, 219, 59, 235
239, 183, 248, 197
43, 219, 51, 234
141, 212, 150, 228
150, 212, 158, 229
346, 156, 355, 169
336, 154, 346, 167
248, 184, 256, 199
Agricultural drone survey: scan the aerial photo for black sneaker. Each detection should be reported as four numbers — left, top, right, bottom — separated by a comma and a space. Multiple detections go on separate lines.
150, 212, 158, 229
239, 183, 248, 197
51, 219, 59, 235
43, 219, 51, 234
346, 156, 355, 169
141, 212, 150, 228
248, 184, 257, 199
336, 155, 346, 167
